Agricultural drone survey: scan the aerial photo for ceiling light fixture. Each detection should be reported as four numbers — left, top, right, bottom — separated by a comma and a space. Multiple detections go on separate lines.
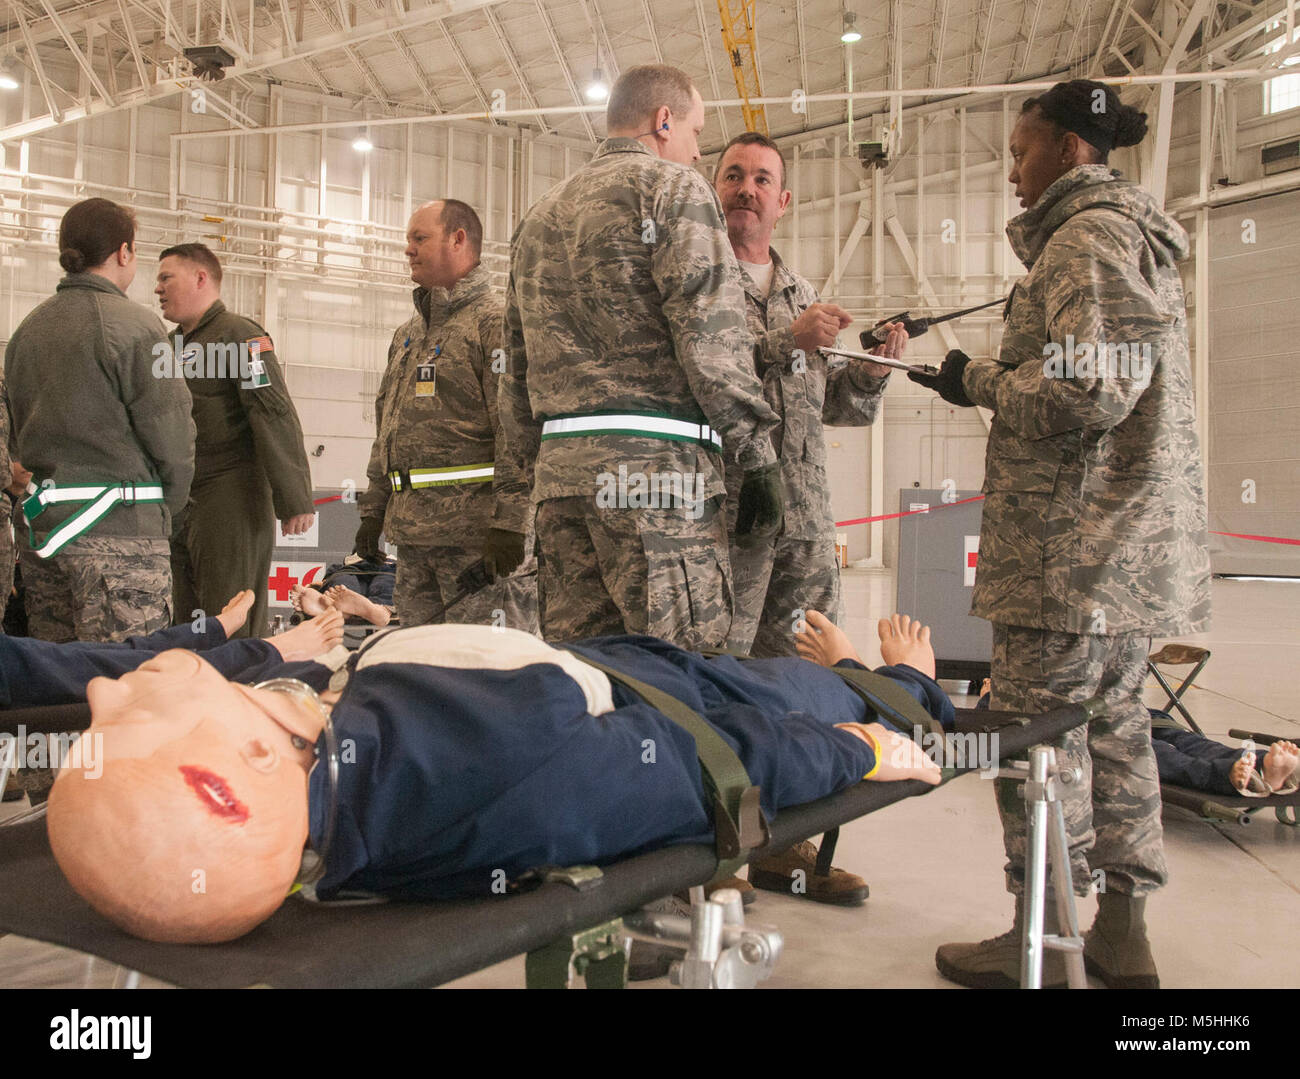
841, 12, 862, 44
586, 68, 608, 103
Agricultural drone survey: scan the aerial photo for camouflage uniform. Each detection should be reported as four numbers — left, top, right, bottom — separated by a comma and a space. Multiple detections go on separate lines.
962, 165, 1211, 897
500, 137, 778, 647
4, 273, 194, 643
722, 250, 889, 657
359, 265, 536, 631
0, 379, 12, 625
168, 301, 314, 639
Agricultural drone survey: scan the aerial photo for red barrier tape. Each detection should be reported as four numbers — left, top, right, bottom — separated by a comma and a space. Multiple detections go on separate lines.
834, 494, 986, 528
1209, 530, 1300, 546
311, 490, 1300, 547
835, 495, 1299, 546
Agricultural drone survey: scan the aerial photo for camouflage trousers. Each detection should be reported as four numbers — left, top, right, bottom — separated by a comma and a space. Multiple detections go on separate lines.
0, 499, 14, 627
992, 624, 1167, 898
535, 494, 732, 650
19, 532, 172, 643
396, 544, 538, 634
726, 532, 843, 658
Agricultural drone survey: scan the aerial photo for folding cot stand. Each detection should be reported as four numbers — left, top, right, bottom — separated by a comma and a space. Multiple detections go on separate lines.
1016, 745, 1087, 989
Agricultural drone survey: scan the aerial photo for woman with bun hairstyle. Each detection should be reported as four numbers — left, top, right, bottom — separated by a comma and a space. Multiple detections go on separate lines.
3, 197, 195, 643
910, 81, 1211, 990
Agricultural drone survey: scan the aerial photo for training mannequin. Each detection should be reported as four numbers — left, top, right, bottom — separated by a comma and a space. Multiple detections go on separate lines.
47, 610, 949, 944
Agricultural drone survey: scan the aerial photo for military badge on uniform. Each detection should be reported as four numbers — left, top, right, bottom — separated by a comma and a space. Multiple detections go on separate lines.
415, 362, 437, 397
244, 335, 273, 388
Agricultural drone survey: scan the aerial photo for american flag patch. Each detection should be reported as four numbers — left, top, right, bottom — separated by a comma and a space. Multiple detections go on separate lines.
246, 335, 273, 355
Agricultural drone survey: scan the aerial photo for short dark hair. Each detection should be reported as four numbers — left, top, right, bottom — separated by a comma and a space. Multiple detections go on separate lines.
158, 242, 224, 286
1021, 80, 1148, 161
58, 198, 136, 275
607, 65, 696, 132
438, 199, 483, 260
716, 131, 787, 189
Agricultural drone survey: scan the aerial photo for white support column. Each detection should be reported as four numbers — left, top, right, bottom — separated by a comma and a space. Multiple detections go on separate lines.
958, 107, 967, 292
264, 83, 282, 329
868, 161, 886, 564
792, 144, 801, 275
1001, 96, 1010, 293
444, 126, 454, 196
505, 137, 514, 232
318, 105, 329, 270
1195, 206, 1210, 464
360, 131, 371, 225
484, 132, 493, 240
831, 136, 841, 300
403, 121, 413, 221
127, 108, 139, 189
319, 105, 328, 217
916, 117, 926, 288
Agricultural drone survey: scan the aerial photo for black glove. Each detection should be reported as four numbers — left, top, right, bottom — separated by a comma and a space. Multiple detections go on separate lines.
735, 462, 784, 549
482, 527, 526, 581
907, 349, 976, 408
354, 517, 384, 562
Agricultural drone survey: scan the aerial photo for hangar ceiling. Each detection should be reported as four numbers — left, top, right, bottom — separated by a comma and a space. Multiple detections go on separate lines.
0, 0, 1296, 146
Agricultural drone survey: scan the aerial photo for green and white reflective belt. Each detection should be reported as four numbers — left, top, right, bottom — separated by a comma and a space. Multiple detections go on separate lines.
387, 462, 495, 491
540, 413, 722, 452
22, 480, 166, 559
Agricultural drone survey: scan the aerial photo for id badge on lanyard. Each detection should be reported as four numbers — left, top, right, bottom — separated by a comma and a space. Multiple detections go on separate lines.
415, 344, 441, 398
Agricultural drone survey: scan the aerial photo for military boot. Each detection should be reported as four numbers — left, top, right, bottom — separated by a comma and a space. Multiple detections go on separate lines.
748, 841, 869, 906
935, 896, 1068, 989
1084, 892, 1159, 989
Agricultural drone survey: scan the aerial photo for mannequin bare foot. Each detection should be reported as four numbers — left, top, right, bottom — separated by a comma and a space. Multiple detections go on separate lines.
325, 584, 392, 627
268, 609, 344, 662
1263, 741, 1299, 791
291, 584, 333, 618
216, 590, 255, 637
1231, 753, 1255, 794
877, 614, 936, 679
794, 609, 861, 668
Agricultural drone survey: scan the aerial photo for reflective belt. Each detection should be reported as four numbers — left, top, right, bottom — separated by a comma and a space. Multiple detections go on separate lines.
22, 481, 166, 559
387, 462, 495, 491
540, 413, 723, 452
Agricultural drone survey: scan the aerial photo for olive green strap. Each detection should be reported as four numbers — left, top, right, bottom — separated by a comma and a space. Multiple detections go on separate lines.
832, 665, 946, 738
567, 651, 767, 880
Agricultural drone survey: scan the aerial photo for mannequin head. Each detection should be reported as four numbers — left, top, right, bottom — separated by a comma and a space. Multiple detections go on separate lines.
47, 650, 324, 943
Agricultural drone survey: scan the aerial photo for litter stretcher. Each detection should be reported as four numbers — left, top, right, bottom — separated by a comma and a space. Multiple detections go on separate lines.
1159, 727, 1300, 828
0, 691, 1097, 989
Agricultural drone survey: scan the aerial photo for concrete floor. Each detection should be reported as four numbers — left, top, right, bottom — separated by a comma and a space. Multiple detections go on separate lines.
0, 573, 1294, 988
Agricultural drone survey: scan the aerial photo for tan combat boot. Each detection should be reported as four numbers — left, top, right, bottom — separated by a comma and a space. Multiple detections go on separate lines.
935, 896, 1068, 989
1084, 892, 1159, 989
748, 840, 869, 906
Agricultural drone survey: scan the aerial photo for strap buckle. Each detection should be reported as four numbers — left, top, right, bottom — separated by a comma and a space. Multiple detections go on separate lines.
119, 481, 136, 507
712, 786, 769, 860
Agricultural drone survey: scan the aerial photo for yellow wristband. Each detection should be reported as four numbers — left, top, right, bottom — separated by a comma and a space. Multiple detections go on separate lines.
861, 728, 882, 779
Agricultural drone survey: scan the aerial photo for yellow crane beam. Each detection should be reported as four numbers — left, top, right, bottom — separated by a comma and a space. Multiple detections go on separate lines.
716, 0, 769, 135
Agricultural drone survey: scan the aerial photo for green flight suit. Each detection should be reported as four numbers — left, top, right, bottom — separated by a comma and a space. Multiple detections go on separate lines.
168, 300, 314, 638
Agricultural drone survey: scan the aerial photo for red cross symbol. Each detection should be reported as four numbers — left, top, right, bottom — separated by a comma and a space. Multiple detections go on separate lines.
967, 551, 978, 568
268, 565, 298, 601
